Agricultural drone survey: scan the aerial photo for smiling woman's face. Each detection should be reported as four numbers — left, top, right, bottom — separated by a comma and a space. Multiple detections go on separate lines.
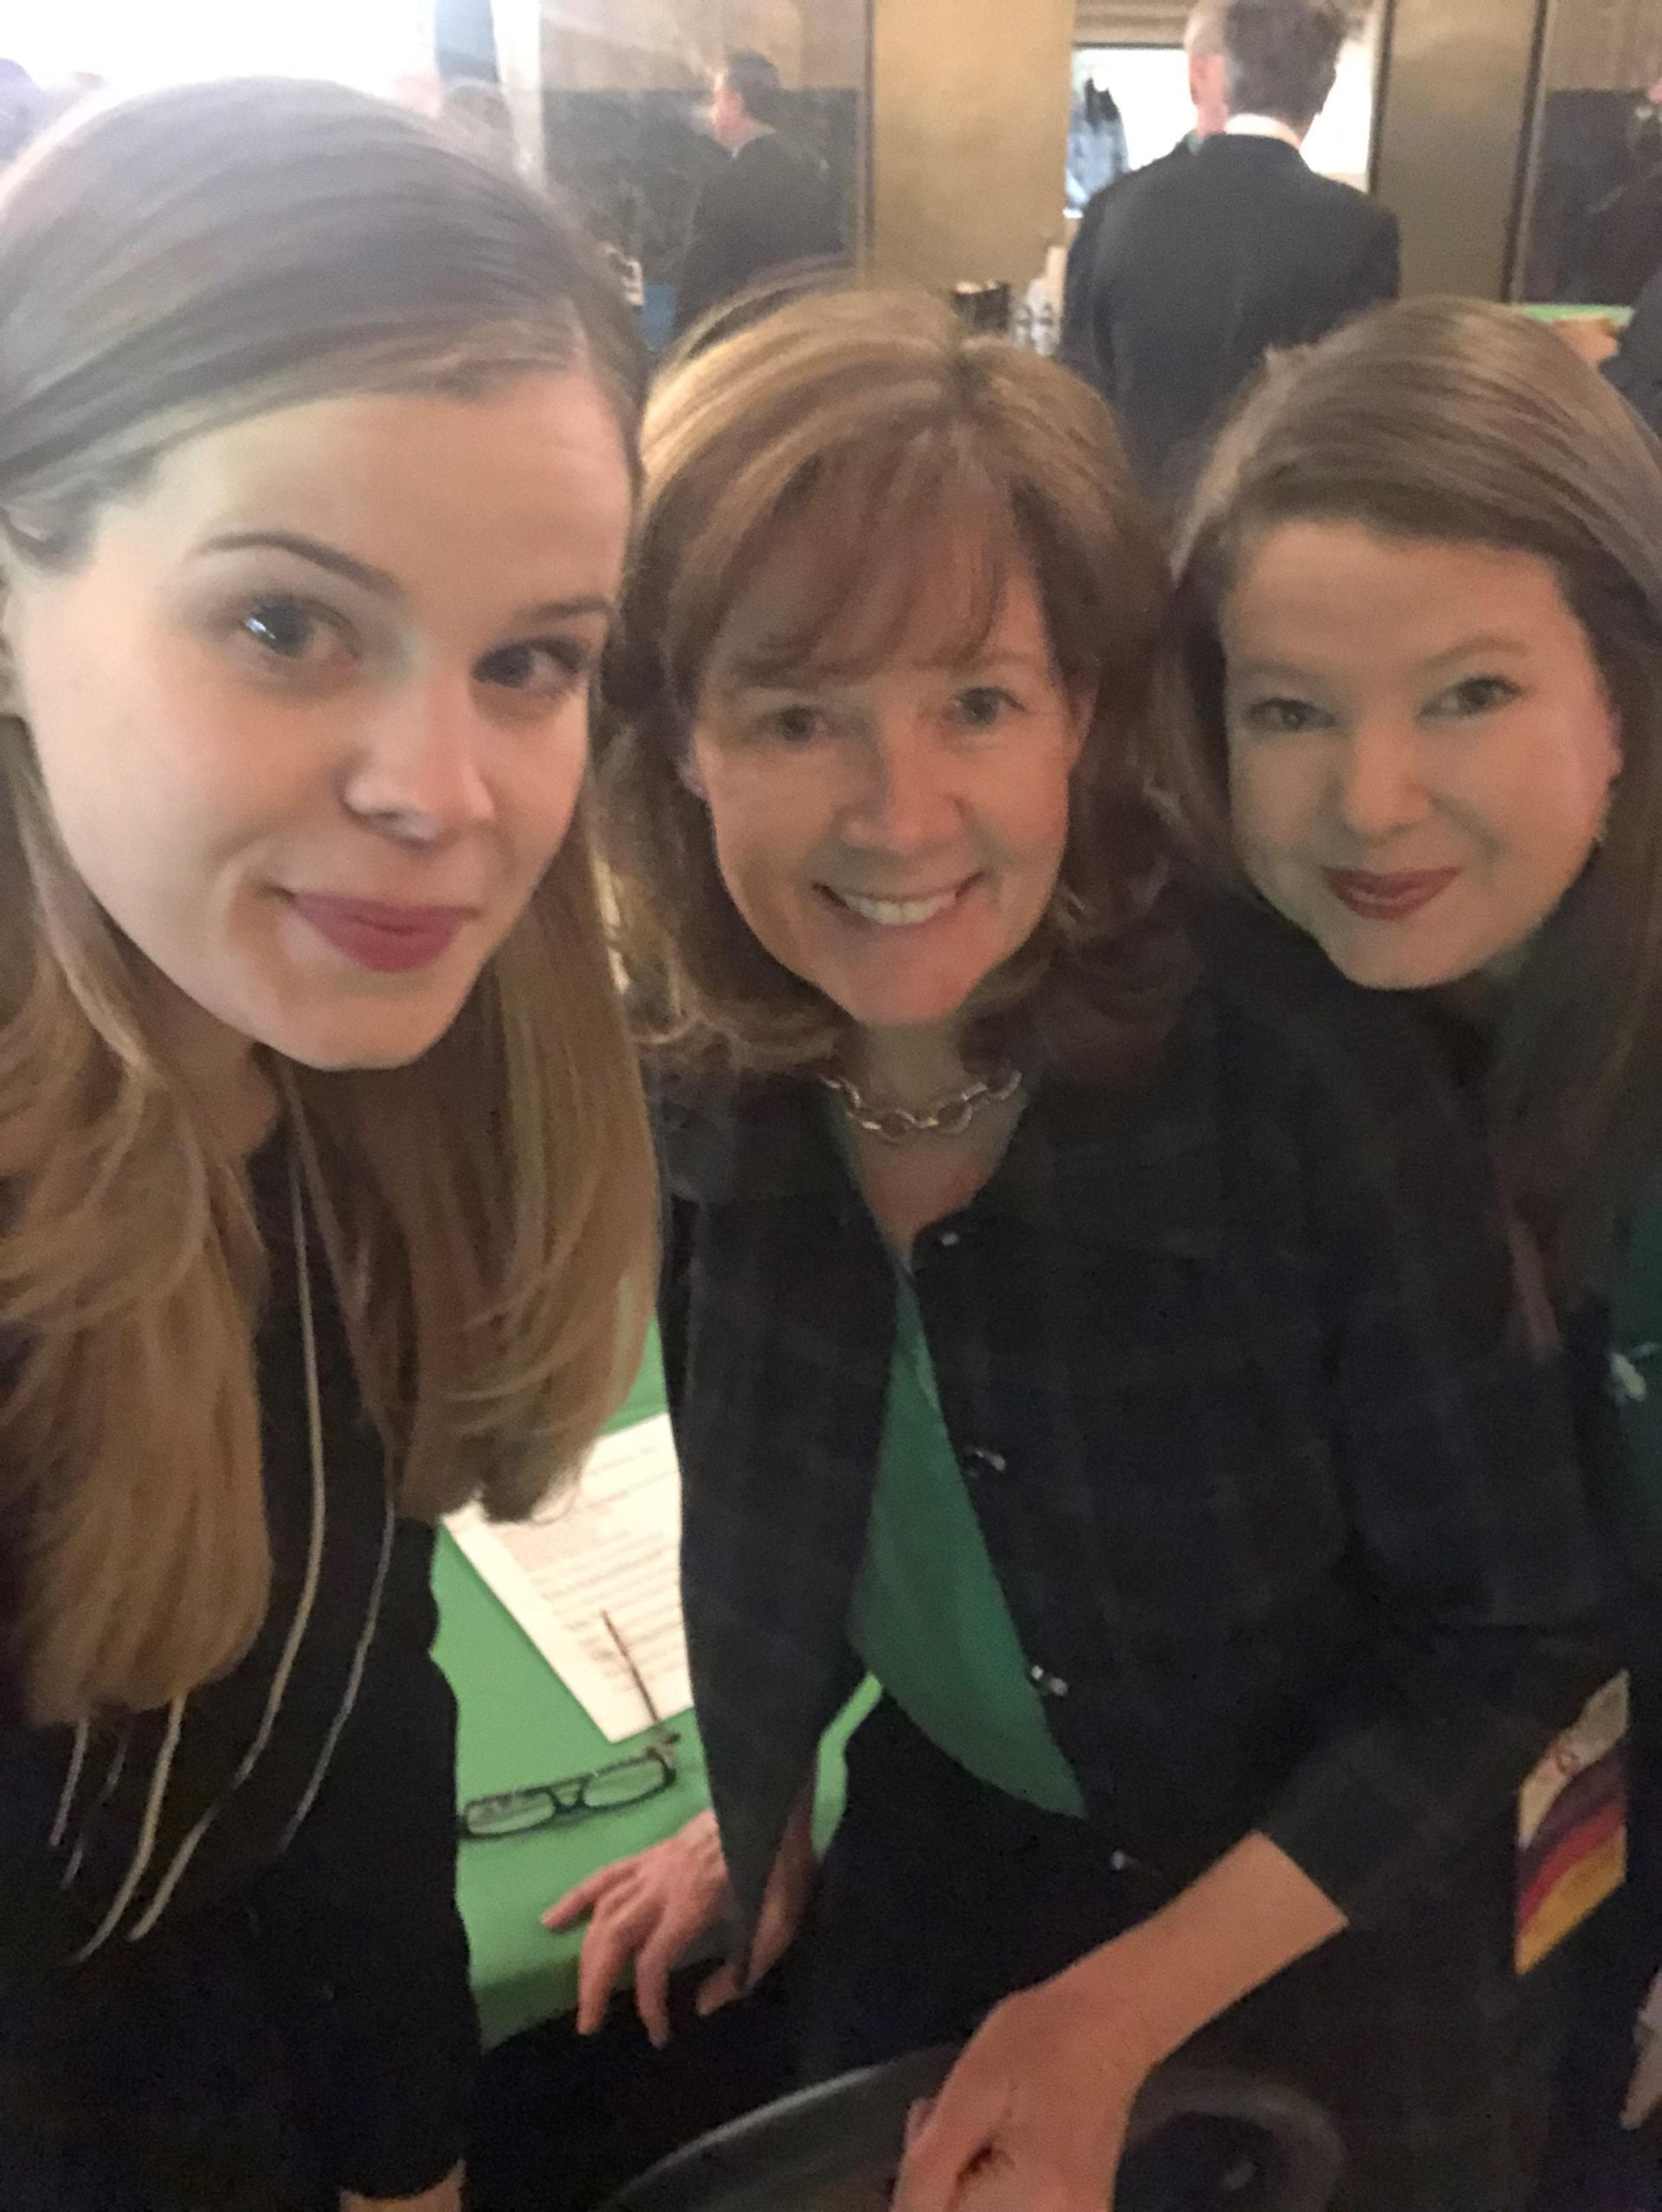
686, 535, 1086, 1046
1222, 520, 1623, 988
6, 371, 633, 1074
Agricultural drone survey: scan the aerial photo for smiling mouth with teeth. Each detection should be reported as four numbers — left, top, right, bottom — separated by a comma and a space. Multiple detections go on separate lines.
827, 884, 970, 927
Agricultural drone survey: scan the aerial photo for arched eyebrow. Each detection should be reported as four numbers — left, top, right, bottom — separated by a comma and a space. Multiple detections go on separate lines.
195, 530, 615, 628
1416, 633, 1532, 672
196, 530, 402, 598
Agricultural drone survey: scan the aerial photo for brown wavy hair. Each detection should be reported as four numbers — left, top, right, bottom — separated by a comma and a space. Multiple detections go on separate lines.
599, 285, 1193, 1086
1160, 295, 1662, 1300
0, 79, 657, 1723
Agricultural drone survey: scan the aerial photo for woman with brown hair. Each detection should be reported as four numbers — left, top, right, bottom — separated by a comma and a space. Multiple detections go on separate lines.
0, 78, 657, 2212
550, 285, 1609, 2212
1157, 292, 1662, 2202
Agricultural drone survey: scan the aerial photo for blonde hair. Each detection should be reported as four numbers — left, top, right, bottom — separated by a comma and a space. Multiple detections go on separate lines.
600, 286, 1191, 1085
0, 79, 657, 1724
1161, 296, 1662, 1300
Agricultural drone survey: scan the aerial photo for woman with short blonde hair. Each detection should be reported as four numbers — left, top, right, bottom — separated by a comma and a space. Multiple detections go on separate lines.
0, 77, 654, 2212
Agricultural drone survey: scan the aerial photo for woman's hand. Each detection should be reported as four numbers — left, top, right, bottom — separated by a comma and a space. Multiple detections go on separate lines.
893, 1833, 1345, 2212
1553, 314, 1621, 369
340, 2165, 463, 2212
543, 1809, 730, 2045
543, 1791, 814, 2047
892, 1958, 1158, 2212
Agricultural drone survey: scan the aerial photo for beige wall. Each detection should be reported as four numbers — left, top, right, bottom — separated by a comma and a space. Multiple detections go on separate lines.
1371, 0, 1542, 296
1074, 1, 1188, 40
872, 0, 1074, 290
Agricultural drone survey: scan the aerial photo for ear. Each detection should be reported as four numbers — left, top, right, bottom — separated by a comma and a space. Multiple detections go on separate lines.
1064, 684, 1094, 771
1606, 685, 1624, 776
676, 730, 709, 803
0, 585, 24, 721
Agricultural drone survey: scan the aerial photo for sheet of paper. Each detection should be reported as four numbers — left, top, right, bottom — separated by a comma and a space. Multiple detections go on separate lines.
446, 1413, 692, 1741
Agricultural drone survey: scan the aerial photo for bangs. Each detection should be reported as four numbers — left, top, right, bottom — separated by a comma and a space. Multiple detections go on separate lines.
717, 436, 1026, 690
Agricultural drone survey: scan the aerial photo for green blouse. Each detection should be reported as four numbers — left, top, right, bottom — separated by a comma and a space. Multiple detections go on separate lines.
846, 1238, 1086, 1818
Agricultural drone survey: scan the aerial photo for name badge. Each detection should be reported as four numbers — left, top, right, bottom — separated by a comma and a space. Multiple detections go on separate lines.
1516, 1672, 1628, 1976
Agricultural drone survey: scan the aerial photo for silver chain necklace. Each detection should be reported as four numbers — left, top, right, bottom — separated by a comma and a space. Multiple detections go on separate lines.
821, 1064, 1023, 1144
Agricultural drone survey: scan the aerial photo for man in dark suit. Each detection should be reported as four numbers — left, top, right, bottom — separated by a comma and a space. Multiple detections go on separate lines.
1064, 0, 1399, 501
1061, 1, 1228, 391
672, 51, 844, 340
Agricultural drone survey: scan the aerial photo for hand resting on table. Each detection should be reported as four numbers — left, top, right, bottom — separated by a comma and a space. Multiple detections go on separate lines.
543, 1791, 815, 2049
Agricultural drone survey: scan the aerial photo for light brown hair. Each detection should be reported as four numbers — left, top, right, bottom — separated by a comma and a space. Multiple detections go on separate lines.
599, 285, 1191, 1085
1161, 294, 1662, 1299
0, 78, 657, 1723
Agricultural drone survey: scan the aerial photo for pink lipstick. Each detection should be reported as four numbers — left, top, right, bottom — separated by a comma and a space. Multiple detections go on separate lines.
290, 894, 473, 973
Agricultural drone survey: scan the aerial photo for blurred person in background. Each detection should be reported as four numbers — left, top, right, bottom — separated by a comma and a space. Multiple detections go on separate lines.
1605, 268, 1662, 437
671, 49, 843, 340
1062, 3, 1229, 390
1558, 266, 1662, 440
1065, 0, 1398, 504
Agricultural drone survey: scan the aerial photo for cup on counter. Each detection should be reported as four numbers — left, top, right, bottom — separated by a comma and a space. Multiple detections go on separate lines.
950, 279, 1011, 335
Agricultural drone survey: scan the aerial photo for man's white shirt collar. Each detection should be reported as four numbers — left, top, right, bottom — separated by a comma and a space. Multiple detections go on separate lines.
1224, 114, 1305, 151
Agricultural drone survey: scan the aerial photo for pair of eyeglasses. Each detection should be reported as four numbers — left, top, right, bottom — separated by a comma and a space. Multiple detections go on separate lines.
458, 1611, 681, 1841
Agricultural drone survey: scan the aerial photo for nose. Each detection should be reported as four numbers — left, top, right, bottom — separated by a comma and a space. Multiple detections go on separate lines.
340, 672, 496, 846
1333, 716, 1431, 842
838, 718, 960, 854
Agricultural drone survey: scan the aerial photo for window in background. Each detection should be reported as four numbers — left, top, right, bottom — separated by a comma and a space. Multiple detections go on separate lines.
1071, 46, 1190, 187
0, 0, 437, 94
1069, 15, 1378, 216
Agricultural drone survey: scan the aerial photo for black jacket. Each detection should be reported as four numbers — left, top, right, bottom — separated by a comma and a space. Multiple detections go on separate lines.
1064, 133, 1399, 497
1061, 135, 1193, 392
673, 131, 844, 337
1605, 267, 1662, 437
659, 917, 1605, 1955
0, 1135, 476, 2204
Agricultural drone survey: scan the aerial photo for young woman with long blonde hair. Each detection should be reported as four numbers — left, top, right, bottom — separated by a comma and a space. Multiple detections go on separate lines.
0, 79, 656, 2212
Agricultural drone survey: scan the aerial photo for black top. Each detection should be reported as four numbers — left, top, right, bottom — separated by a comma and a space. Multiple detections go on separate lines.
0, 1133, 477, 2202
673, 131, 844, 337
1605, 265, 1662, 437
1064, 134, 1400, 498
658, 913, 1607, 1951
1060, 135, 1192, 393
